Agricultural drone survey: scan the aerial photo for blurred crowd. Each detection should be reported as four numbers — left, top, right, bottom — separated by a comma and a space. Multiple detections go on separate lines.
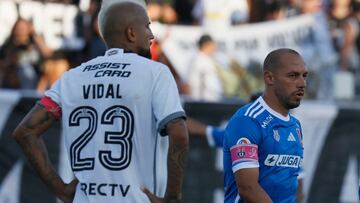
0, 0, 359, 102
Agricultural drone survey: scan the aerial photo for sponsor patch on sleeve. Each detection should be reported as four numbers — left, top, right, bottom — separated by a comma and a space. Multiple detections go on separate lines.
230, 143, 258, 166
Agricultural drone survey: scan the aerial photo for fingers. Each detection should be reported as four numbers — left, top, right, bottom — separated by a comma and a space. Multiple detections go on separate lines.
70, 178, 79, 185
141, 187, 159, 202
68, 178, 79, 190
141, 187, 152, 197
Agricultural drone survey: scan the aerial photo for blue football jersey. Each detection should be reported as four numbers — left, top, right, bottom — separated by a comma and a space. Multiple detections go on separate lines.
223, 96, 303, 203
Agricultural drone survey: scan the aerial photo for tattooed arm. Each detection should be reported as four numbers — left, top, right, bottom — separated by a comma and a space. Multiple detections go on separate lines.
164, 118, 189, 202
142, 118, 189, 203
12, 104, 78, 203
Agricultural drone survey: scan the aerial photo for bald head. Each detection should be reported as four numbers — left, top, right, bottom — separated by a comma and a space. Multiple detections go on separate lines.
98, 0, 146, 37
101, 2, 146, 44
263, 48, 302, 73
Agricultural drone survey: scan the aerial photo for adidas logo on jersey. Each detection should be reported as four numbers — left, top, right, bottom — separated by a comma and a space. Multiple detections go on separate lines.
264, 154, 302, 168
287, 132, 296, 142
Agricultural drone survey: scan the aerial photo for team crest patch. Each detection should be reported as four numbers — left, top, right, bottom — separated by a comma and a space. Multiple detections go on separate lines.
236, 137, 251, 144
273, 130, 280, 142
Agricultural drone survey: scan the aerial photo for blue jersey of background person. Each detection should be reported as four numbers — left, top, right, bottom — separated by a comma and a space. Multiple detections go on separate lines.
223, 96, 303, 203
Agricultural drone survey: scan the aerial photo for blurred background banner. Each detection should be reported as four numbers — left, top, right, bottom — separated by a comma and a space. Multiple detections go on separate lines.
0, 0, 337, 81
152, 12, 336, 81
0, 91, 359, 203
0, 0, 83, 50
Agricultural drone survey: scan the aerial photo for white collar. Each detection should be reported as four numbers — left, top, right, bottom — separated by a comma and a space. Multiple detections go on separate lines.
258, 96, 290, 121
105, 48, 134, 56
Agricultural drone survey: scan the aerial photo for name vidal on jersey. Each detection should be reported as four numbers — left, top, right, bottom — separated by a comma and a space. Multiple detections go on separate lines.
80, 182, 130, 197
83, 84, 121, 99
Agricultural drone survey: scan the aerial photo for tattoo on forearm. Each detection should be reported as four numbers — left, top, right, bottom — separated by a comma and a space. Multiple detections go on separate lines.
169, 143, 187, 171
167, 133, 188, 196
14, 104, 62, 194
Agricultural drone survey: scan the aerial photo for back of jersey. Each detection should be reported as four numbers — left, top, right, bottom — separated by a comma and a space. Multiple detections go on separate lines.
44, 48, 185, 202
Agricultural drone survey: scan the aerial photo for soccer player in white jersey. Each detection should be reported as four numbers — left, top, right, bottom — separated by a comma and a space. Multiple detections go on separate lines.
12, 1, 189, 203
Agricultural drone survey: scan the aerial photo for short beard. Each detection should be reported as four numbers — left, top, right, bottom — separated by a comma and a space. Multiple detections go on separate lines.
138, 48, 152, 59
284, 100, 300, 110
275, 90, 301, 110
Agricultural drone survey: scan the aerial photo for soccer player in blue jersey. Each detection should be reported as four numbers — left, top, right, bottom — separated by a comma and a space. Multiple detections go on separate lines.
223, 48, 307, 203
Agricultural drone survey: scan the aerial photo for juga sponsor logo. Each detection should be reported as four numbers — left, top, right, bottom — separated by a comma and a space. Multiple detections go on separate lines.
264, 154, 302, 168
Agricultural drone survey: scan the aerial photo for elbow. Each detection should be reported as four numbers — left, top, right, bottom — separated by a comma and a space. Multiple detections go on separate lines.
173, 131, 189, 150
12, 126, 29, 143
168, 119, 190, 149
237, 184, 257, 200
12, 127, 23, 142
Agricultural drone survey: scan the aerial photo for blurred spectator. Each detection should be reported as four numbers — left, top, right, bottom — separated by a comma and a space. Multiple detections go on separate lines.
301, 0, 324, 14
352, 0, 360, 62
329, 0, 359, 71
224, 59, 264, 100
186, 34, 262, 101
76, 0, 100, 39
148, 1, 191, 94
162, 2, 178, 24
192, 0, 249, 27
266, 0, 287, 21
248, 0, 289, 23
187, 34, 224, 101
70, 0, 101, 66
87, 16, 107, 58
30, 0, 78, 3
0, 18, 53, 89
247, 0, 267, 23
174, 0, 196, 25
36, 53, 69, 93
148, 1, 163, 22
299, 0, 338, 100
148, 1, 178, 24
150, 39, 191, 95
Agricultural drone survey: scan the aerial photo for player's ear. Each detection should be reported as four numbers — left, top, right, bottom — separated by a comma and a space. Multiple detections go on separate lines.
126, 25, 136, 43
264, 70, 274, 86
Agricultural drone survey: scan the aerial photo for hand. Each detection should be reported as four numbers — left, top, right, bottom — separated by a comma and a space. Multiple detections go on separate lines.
59, 178, 79, 203
141, 187, 165, 203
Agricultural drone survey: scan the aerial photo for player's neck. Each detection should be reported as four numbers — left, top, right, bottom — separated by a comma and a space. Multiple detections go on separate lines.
262, 93, 289, 117
107, 42, 135, 53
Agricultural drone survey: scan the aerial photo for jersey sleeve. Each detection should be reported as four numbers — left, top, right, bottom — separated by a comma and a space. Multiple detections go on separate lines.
296, 119, 304, 147
43, 75, 63, 107
38, 96, 62, 119
206, 126, 225, 147
41, 77, 63, 118
296, 119, 305, 177
152, 65, 186, 136
224, 115, 261, 173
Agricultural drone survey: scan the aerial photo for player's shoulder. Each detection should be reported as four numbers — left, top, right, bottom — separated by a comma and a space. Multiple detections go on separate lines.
70, 55, 104, 72
126, 54, 170, 74
227, 103, 260, 129
138, 55, 168, 69
236, 97, 269, 122
289, 113, 302, 126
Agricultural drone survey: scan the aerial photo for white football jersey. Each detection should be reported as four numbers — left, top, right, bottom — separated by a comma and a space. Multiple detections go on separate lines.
44, 48, 185, 203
